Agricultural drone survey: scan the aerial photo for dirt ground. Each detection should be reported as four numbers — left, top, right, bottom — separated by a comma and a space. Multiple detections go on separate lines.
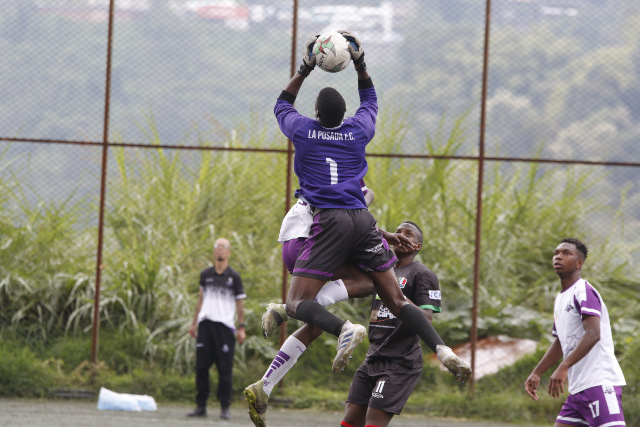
0, 398, 532, 427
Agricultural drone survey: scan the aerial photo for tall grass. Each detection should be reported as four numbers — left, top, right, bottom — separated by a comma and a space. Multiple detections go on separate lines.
0, 146, 93, 341
87, 127, 288, 372
0, 111, 638, 423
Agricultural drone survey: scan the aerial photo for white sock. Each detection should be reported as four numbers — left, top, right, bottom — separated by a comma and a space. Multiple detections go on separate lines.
262, 335, 306, 396
314, 279, 349, 307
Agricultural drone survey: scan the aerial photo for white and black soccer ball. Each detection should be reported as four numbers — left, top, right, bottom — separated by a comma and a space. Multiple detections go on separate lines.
313, 31, 352, 73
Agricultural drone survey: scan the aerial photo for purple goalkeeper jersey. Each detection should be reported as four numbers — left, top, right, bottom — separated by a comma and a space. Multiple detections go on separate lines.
274, 83, 377, 209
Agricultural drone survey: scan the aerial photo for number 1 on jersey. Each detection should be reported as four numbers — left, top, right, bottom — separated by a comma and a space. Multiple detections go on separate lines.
326, 158, 338, 184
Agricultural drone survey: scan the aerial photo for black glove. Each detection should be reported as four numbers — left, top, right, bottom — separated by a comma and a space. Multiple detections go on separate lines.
299, 34, 320, 77
338, 30, 366, 71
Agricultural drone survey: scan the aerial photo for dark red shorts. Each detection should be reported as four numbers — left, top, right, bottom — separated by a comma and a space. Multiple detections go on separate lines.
346, 358, 422, 415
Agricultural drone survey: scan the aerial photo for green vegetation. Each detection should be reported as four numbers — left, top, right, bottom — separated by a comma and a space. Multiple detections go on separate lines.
2, 1, 639, 424
1, 110, 638, 424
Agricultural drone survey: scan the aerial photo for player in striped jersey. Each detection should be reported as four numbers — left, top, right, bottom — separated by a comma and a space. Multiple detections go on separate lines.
524, 238, 626, 427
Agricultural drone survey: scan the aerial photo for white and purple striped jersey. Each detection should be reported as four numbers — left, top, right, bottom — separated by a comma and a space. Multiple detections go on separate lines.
274, 81, 377, 209
552, 278, 626, 394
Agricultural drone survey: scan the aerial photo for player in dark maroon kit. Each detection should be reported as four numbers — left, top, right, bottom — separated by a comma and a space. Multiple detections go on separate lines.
341, 221, 443, 427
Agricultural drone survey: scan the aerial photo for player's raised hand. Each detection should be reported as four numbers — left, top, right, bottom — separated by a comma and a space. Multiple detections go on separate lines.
337, 30, 364, 61
380, 230, 418, 251
299, 34, 320, 77
304, 34, 320, 59
337, 30, 365, 70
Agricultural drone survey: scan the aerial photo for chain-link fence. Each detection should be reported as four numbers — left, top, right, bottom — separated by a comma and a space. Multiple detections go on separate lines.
1, 0, 639, 390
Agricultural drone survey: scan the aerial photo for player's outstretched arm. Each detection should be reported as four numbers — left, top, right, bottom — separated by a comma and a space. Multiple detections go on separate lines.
338, 30, 369, 80
380, 229, 418, 252
282, 73, 306, 99
282, 34, 319, 98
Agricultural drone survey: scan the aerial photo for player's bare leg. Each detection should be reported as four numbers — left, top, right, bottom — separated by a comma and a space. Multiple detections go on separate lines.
332, 264, 375, 299
262, 265, 373, 338
250, 269, 373, 426
365, 407, 394, 427
286, 275, 367, 372
342, 402, 368, 427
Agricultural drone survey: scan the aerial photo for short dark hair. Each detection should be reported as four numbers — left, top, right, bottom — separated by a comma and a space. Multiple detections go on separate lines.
316, 87, 346, 128
401, 221, 424, 244
561, 237, 588, 260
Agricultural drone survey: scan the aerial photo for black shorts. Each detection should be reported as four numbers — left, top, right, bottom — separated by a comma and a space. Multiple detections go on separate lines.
346, 358, 422, 415
292, 208, 397, 281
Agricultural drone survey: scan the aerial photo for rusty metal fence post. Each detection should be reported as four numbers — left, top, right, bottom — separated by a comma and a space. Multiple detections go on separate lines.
470, 0, 493, 391
91, 0, 116, 365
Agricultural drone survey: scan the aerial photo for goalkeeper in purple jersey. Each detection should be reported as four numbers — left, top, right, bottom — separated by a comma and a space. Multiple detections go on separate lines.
244, 185, 420, 427
271, 30, 471, 383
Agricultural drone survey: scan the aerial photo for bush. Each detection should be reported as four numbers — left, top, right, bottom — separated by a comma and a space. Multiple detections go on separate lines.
0, 340, 58, 397
45, 335, 92, 374
1, 114, 638, 425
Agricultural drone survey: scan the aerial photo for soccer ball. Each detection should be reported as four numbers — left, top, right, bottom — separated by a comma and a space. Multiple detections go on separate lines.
313, 31, 352, 73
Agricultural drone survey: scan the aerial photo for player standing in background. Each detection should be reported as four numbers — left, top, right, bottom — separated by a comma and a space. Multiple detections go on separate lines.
273, 28, 470, 383
524, 238, 626, 427
187, 238, 246, 420
341, 221, 441, 427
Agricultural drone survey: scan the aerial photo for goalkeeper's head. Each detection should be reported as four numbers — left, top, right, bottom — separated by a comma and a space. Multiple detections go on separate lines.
315, 87, 346, 128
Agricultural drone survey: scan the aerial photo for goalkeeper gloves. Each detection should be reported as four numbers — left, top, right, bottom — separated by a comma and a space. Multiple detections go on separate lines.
298, 34, 320, 77
338, 30, 366, 71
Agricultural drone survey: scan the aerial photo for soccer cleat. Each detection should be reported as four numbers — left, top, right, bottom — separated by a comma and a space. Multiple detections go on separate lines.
244, 380, 268, 427
332, 321, 367, 373
436, 345, 473, 384
261, 303, 288, 338
220, 406, 231, 420
186, 406, 207, 417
